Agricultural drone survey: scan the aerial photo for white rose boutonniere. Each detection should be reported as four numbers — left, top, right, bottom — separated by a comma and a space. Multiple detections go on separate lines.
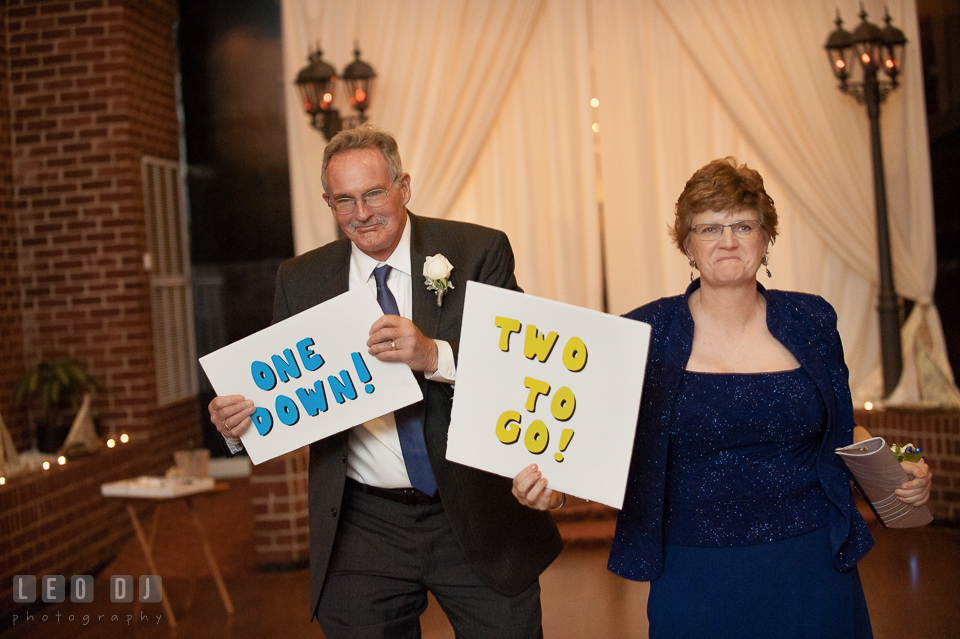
423, 254, 454, 307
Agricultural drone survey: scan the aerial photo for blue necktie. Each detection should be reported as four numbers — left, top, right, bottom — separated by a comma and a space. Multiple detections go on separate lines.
373, 265, 438, 496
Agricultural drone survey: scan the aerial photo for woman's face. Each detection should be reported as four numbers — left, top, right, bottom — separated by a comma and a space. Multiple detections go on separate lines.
684, 208, 769, 288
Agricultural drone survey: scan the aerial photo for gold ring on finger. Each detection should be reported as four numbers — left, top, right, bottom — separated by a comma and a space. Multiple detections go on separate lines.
391, 340, 396, 351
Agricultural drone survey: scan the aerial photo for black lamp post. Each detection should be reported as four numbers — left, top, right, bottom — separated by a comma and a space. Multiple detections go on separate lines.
294, 44, 377, 140
825, 5, 907, 398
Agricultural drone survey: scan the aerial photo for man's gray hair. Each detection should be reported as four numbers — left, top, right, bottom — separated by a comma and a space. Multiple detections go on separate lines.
320, 124, 404, 193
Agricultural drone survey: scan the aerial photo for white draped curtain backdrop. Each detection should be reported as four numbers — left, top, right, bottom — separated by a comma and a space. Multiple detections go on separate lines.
281, 0, 958, 406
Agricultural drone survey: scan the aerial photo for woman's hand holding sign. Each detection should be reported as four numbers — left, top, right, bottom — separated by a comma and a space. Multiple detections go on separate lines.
512, 464, 566, 511
367, 315, 439, 373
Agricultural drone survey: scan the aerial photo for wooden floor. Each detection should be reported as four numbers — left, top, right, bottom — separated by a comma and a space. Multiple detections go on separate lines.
3, 478, 958, 638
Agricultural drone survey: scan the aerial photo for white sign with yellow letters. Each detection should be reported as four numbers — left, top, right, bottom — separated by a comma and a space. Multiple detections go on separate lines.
447, 282, 650, 509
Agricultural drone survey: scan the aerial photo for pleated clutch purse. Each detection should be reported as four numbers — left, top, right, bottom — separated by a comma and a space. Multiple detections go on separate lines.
836, 436, 933, 528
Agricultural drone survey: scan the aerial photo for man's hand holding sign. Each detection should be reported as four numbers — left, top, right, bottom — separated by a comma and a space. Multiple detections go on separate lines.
447, 282, 651, 509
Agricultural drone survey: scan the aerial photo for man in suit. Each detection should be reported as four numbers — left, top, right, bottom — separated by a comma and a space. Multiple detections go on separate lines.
209, 125, 562, 637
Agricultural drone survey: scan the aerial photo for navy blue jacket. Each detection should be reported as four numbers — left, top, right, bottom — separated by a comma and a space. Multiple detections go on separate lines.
607, 280, 873, 581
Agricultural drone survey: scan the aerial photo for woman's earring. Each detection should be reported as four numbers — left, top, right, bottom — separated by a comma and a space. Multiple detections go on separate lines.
761, 253, 771, 278
688, 258, 697, 282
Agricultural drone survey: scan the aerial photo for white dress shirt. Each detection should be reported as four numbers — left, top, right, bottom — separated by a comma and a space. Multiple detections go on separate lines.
344, 217, 455, 487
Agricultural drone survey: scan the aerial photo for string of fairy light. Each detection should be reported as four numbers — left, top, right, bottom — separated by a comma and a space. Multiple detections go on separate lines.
0, 432, 130, 486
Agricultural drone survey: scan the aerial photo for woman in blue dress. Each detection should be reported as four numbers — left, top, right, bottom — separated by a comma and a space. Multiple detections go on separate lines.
512, 157, 932, 637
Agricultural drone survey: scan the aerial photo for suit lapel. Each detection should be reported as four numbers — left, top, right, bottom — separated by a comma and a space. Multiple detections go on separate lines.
409, 213, 443, 339
319, 241, 351, 303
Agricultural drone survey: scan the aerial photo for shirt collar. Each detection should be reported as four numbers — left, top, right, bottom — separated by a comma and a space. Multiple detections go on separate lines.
351, 213, 413, 282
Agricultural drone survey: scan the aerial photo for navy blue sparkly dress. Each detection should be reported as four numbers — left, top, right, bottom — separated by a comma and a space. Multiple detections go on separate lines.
647, 368, 872, 638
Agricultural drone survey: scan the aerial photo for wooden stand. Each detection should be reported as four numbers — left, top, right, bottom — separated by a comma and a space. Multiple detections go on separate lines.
112, 482, 235, 628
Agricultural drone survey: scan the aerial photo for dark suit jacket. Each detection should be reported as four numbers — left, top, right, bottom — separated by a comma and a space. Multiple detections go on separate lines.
607, 279, 873, 582
272, 212, 563, 617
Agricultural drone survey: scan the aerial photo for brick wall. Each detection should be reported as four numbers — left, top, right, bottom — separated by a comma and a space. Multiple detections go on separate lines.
0, 5, 28, 450
6, 0, 189, 442
855, 407, 960, 523
0, 0, 203, 620
0, 442, 173, 620
250, 447, 310, 569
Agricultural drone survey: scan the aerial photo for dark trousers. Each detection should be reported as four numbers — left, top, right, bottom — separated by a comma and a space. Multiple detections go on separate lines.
315, 484, 543, 639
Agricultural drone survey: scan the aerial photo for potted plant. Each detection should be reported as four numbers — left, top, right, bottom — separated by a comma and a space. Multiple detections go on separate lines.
14, 359, 104, 453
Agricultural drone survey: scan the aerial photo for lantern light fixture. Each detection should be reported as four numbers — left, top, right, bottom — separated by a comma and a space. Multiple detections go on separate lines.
294, 43, 377, 140
823, 4, 908, 397
824, 4, 907, 103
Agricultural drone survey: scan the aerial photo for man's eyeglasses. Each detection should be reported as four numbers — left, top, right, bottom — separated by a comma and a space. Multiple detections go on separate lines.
330, 178, 401, 215
689, 220, 763, 241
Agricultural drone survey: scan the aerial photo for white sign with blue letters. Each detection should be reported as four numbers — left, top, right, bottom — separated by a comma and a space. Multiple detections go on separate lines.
200, 288, 423, 464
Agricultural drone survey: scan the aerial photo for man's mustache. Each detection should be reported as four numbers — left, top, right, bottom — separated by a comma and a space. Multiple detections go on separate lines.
350, 216, 389, 231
